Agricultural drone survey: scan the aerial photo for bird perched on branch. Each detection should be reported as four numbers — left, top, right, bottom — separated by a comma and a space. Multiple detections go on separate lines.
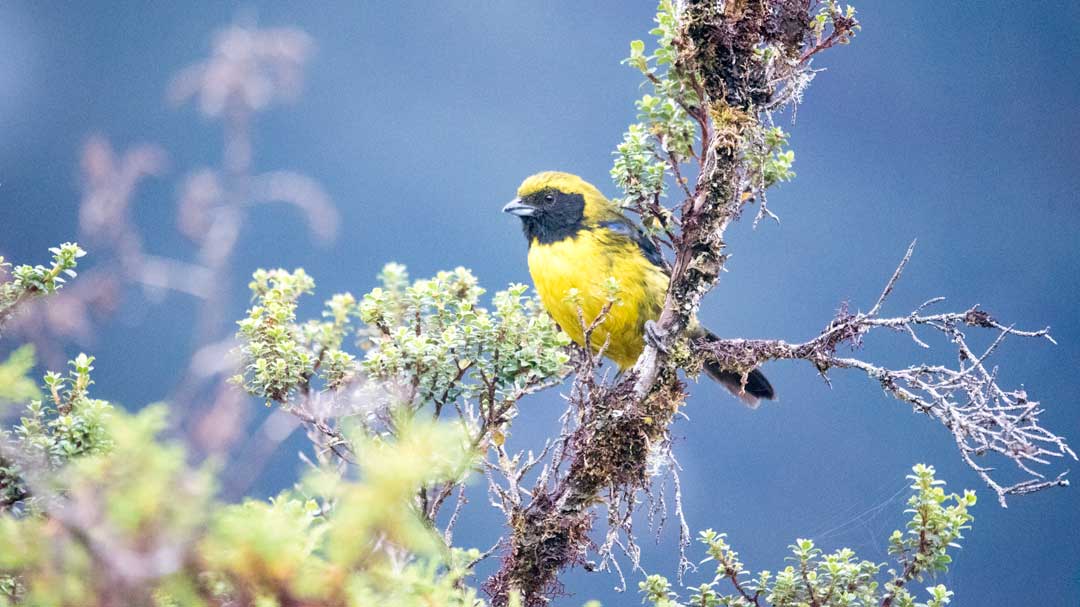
503, 171, 774, 407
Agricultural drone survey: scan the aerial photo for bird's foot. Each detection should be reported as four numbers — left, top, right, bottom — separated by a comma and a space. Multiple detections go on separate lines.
644, 320, 670, 354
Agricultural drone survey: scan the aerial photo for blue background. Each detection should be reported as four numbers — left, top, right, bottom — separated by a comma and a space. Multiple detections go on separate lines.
1, 2, 1077, 604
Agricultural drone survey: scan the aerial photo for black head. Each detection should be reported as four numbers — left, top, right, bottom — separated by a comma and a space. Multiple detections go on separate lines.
502, 188, 586, 245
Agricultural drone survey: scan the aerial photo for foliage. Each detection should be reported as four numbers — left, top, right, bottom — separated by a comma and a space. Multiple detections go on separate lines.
358, 264, 572, 412
234, 263, 573, 404
0, 243, 86, 335
0, 401, 484, 607
639, 465, 972, 607
0, 3, 1070, 607
0, 243, 86, 308
0, 405, 210, 605
0, 242, 577, 605
194, 419, 481, 607
0, 346, 40, 404
487, 0, 1067, 602
614, 0, 801, 218
1, 352, 113, 515
750, 127, 796, 189
612, 0, 695, 208
234, 263, 572, 455
234, 268, 318, 403
0, 243, 91, 458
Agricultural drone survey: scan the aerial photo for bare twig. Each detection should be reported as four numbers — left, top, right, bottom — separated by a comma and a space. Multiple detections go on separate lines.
697, 247, 1072, 507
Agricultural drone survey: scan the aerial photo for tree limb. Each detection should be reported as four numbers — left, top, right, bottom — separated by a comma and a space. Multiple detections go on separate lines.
695, 245, 1073, 507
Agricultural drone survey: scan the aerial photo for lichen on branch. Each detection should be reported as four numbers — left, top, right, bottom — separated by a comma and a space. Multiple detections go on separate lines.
695, 242, 1074, 507
487, 2, 864, 604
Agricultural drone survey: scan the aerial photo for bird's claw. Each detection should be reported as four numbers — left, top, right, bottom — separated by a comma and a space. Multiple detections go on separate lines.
644, 320, 670, 354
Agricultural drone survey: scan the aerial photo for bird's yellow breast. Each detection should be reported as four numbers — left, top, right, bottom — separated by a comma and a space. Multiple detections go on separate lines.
527, 228, 668, 368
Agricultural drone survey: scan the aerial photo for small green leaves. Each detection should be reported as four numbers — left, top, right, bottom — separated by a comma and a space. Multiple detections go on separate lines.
812, 2, 862, 47
612, 123, 668, 205
924, 584, 954, 606
2, 404, 484, 605
637, 465, 970, 607
8, 242, 86, 295
613, 1, 700, 206
601, 276, 623, 304
562, 287, 583, 308
639, 574, 679, 607
629, 39, 648, 71
0, 405, 214, 604
647, 0, 681, 69
361, 265, 571, 410
0, 242, 87, 335
1, 352, 114, 513
886, 463, 975, 590
236, 268, 317, 403
745, 126, 796, 193
636, 94, 696, 159
202, 495, 329, 596
321, 349, 358, 391
234, 262, 572, 423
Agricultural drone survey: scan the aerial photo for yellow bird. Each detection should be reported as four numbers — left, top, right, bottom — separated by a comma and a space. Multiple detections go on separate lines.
503, 171, 774, 406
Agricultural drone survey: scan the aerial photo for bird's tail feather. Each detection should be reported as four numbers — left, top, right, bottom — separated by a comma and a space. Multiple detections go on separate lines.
700, 330, 775, 408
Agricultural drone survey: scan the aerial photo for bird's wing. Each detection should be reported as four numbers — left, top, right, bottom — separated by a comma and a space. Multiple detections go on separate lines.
597, 218, 666, 271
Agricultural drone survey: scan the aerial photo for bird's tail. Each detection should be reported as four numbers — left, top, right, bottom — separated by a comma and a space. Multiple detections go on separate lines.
699, 329, 775, 408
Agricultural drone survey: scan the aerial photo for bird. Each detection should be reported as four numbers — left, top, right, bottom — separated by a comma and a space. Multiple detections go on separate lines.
502, 171, 774, 407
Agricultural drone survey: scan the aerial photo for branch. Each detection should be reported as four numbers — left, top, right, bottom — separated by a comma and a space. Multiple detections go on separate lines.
696, 246, 1073, 507
486, 2, 826, 604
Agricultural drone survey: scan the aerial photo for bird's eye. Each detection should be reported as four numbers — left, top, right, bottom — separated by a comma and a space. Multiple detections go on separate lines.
544, 194, 555, 202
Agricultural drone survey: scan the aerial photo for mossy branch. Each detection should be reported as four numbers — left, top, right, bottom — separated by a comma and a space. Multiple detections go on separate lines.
487, 2, 858, 604
489, 1, 1068, 602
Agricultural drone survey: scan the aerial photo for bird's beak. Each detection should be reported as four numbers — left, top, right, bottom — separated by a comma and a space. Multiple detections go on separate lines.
502, 198, 535, 217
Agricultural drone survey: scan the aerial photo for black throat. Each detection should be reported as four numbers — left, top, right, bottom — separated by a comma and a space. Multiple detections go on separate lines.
519, 191, 586, 245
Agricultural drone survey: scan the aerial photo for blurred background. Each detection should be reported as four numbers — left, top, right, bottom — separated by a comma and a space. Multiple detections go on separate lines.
1, 1, 1078, 604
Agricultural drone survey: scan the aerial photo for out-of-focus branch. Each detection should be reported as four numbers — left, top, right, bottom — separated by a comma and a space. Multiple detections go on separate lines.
165, 23, 330, 454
